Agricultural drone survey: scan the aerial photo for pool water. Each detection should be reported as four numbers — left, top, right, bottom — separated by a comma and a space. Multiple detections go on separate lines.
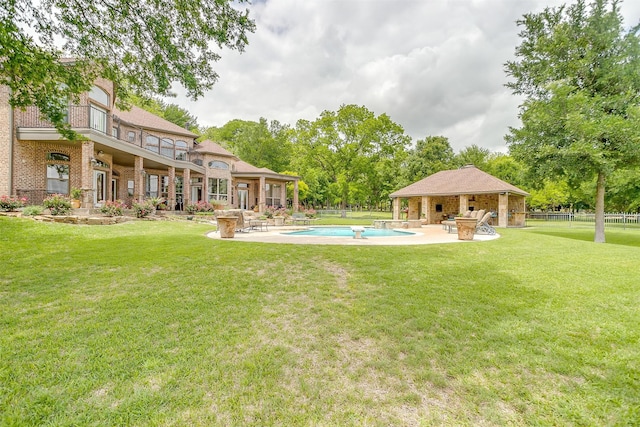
283, 227, 416, 237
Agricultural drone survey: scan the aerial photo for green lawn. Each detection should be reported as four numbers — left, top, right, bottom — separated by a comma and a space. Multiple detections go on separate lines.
1, 217, 639, 426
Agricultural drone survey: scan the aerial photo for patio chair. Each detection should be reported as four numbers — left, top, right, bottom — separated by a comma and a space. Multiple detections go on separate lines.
476, 211, 496, 235
290, 212, 313, 225
242, 210, 268, 231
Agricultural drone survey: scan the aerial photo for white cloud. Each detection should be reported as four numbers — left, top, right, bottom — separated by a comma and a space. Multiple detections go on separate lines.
169, 0, 640, 153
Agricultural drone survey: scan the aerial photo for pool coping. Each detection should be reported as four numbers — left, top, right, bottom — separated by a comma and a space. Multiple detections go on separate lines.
206, 224, 500, 246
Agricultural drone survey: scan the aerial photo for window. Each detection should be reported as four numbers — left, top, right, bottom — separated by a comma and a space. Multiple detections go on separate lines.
145, 135, 159, 153
175, 140, 188, 160
93, 159, 109, 169
47, 152, 70, 161
266, 183, 281, 207
208, 178, 228, 202
208, 160, 229, 170
127, 180, 134, 196
46, 152, 70, 194
112, 127, 119, 138
145, 174, 159, 197
160, 138, 174, 158
89, 85, 109, 106
90, 105, 107, 133
47, 164, 70, 194
127, 131, 136, 142
160, 176, 169, 198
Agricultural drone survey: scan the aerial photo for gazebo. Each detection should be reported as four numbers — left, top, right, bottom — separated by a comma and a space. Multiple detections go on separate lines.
389, 165, 530, 227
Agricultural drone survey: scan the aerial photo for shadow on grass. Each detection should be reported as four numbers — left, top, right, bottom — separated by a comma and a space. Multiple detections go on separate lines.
527, 227, 640, 248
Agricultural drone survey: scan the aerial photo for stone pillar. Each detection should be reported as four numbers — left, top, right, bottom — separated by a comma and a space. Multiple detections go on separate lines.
134, 155, 144, 202
408, 197, 420, 220
259, 176, 266, 212
293, 180, 299, 212
168, 166, 176, 211
458, 195, 469, 214
498, 192, 509, 227
280, 182, 286, 208
183, 168, 191, 206
423, 196, 430, 223
81, 141, 94, 207
392, 198, 401, 220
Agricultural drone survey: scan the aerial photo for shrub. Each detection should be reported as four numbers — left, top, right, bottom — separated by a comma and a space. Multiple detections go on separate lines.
0, 195, 27, 212
22, 205, 44, 216
132, 201, 154, 218
43, 194, 72, 216
185, 201, 225, 214
100, 200, 127, 217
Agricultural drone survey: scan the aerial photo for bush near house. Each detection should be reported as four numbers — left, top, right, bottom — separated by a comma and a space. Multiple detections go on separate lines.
100, 200, 127, 217
0, 195, 27, 212
42, 194, 72, 216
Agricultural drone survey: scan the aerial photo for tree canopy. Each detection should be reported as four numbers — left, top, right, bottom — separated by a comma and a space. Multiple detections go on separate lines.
1, 0, 254, 137
505, 0, 640, 242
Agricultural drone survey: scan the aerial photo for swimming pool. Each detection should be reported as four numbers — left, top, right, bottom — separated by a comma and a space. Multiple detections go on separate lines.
283, 226, 416, 237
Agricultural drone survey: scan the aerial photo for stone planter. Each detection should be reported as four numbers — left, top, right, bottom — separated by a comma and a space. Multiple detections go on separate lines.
455, 217, 477, 240
216, 216, 238, 238
274, 216, 285, 226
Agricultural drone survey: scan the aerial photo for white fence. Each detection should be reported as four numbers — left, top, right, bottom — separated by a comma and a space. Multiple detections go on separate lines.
526, 212, 640, 229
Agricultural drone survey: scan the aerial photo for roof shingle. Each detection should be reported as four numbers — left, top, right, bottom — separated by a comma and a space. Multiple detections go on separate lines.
390, 165, 529, 197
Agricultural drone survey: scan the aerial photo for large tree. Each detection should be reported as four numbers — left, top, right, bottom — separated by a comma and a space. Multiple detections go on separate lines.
403, 136, 455, 184
505, 0, 640, 242
294, 105, 410, 210
202, 118, 293, 173
1, 0, 254, 137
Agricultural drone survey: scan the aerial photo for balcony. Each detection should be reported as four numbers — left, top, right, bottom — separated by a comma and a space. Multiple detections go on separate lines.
16, 105, 202, 165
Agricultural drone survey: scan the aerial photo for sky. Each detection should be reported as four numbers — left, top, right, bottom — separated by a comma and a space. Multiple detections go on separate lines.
168, 0, 640, 153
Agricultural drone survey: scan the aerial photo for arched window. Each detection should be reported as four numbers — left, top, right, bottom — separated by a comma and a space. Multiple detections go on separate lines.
175, 140, 188, 160
93, 159, 110, 169
89, 86, 109, 106
46, 152, 70, 194
208, 160, 229, 170
145, 135, 159, 153
160, 138, 174, 158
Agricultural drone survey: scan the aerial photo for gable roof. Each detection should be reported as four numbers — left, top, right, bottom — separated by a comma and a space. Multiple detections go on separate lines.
390, 165, 529, 198
113, 105, 198, 138
192, 139, 237, 158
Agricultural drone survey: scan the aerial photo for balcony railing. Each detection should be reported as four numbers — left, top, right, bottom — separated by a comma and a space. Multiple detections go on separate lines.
17, 105, 201, 165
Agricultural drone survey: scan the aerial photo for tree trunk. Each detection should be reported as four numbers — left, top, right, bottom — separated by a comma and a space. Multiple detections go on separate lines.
594, 171, 606, 243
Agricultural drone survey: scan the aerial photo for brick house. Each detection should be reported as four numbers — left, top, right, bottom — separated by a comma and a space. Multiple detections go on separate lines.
0, 80, 298, 211
390, 165, 529, 227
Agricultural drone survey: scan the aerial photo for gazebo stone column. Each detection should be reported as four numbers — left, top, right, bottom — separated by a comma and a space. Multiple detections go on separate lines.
280, 182, 286, 208
392, 198, 401, 220
407, 197, 420, 220
293, 180, 299, 212
259, 176, 266, 212
498, 192, 509, 227
422, 196, 431, 223
458, 195, 469, 214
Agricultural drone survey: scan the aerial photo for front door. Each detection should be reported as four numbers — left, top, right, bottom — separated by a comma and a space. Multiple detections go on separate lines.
238, 189, 248, 210
94, 170, 107, 205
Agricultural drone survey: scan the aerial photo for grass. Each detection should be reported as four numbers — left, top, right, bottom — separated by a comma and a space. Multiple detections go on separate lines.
1, 217, 639, 426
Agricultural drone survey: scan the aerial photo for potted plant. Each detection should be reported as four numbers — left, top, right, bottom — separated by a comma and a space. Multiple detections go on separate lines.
70, 188, 82, 208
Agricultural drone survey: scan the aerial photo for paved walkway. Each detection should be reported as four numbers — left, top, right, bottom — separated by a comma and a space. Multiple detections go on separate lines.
206, 224, 500, 246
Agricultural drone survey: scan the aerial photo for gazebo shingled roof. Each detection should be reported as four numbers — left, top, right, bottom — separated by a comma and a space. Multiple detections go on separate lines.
390, 165, 529, 198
